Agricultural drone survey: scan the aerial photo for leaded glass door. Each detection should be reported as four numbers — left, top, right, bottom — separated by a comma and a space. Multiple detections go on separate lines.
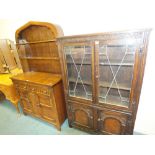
98, 42, 137, 108
64, 44, 93, 101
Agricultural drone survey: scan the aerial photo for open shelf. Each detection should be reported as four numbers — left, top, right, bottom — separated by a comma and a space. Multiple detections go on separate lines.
20, 56, 59, 60
16, 39, 56, 45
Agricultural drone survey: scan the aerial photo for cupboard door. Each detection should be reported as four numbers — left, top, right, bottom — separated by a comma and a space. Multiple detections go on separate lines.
37, 94, 57, 123
18, 89, 33, 113
64, 44, 93, 101
98, 42, 137, 108
20, 98, 33, 113
28, 92, 42, 117
97, 109, 130, 134
68, 103, 94, 129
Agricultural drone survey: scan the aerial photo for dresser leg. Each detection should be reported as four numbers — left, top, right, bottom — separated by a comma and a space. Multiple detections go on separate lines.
15, 104, 20, 113
69, 123, 73, 128
56, 125, 61, 131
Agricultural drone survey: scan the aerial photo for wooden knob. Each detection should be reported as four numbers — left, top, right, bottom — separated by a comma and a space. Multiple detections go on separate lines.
98, 118, 101, 121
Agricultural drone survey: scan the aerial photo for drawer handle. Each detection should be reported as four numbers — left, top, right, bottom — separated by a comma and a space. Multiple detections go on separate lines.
37, 103, 44, 107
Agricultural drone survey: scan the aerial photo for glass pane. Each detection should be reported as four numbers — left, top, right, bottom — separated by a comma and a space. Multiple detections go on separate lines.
64, 45, 92, 100
99, 44, 136, 107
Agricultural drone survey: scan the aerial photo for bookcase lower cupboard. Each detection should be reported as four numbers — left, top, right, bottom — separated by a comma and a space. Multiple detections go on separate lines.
57, 29, 151, 134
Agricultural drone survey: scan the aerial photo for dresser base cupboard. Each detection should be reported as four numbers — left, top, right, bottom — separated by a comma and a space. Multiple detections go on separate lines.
57, 29, 151, 134
11, 72, 66, 130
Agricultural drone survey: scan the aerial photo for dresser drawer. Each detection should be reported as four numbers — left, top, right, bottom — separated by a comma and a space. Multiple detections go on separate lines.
28, 84, 50, 96
14, 81, 28, 91
13, 80, 50, 96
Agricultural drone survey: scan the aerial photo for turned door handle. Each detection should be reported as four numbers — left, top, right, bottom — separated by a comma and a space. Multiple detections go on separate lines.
89, 116, 93, 119
97, 118, 101, 121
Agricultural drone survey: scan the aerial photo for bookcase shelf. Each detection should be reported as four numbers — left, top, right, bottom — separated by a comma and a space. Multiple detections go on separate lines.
69, 78, 130, 91
67, 61, 134, 66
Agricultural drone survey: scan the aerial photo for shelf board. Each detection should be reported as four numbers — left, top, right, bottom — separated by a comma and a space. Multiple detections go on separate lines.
16, 39, 56, 45
65, 53, 91, 55
99, 62, 134, 66
67, 61, 134, 66
99, 52, 135, 55
100, 44, 137, 48
67, 61, 91, 65
69, 91, 92, 100
20, 57, 59, 60
99, 95, 129, 107
69, 78, 92, 85
99, 81, 131, 91
68, 78, 131, 91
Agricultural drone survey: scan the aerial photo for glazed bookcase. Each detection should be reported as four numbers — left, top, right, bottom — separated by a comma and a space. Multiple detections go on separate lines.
57, 29, 151, 134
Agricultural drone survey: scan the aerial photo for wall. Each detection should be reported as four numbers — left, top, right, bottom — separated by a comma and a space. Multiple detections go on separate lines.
0, 0, 155, 134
